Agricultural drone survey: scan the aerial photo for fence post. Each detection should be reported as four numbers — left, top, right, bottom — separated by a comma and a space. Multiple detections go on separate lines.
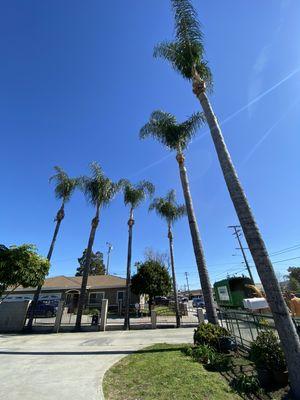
53, 300, 65, 333
197, 308, 204, 324
118, 299, 123, 316
99, 299, 108, 331
151, 310, 157, 329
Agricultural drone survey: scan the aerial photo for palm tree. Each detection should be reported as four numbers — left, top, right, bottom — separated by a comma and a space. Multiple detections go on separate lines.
27, 167, 77, 330
75, 162, 123, 330
122, 180, 155, 330
154, 0, 300, 395
149, 190, 186, 328
140, 111, 218, 324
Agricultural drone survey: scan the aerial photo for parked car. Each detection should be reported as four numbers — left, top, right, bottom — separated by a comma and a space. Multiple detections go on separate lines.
192, 297, 205, 308
27, 301, 58, 318
154, 296, 169, 306
179, 296, 189, 303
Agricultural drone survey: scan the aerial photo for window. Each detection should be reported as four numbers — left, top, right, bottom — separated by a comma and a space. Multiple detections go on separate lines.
89, 292, 105, 304
117, 291, 125, 302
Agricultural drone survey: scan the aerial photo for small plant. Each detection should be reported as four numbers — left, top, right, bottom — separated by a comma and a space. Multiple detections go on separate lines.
231, 373, 260, 394
250, 330, 286, 372
207, 352, 232, 371
83, 308, 99, 315
192, 344, 216, 364
194, 322, 230, 350
181, 345, 193, 357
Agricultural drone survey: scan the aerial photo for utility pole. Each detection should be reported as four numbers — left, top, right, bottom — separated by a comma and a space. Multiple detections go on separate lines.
106, 242, 113, 275
185, 272, 191, 299
228, 225, 254, 284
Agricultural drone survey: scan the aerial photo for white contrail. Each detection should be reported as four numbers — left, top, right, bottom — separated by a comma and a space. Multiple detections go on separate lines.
131, 66, 300, 177
242, 97, 300, 164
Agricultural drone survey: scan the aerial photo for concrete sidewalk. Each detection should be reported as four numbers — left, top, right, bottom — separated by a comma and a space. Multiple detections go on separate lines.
0, 328, 194, 400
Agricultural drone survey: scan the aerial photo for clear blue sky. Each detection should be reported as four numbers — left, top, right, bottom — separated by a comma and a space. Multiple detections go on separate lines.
1, 0, 300, 289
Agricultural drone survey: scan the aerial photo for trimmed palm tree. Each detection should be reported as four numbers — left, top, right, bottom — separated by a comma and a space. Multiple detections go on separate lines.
27, 167, 77, 330
75, 162, 123, 330
140, 111, 218, 324
149, 190, 186, 328
122, 180, 155, 330
154, 0, 300, 395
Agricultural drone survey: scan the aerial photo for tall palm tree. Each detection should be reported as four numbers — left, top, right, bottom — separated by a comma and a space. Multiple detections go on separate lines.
27, 167, 77, 330
149, 190, 186, 328
122, 180, 155, 330
154, 0, 300, 395
140, 111, 218, 324
75, 162, 123, 330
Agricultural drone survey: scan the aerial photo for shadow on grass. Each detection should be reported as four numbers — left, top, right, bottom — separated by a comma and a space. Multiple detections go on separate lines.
0, 346, 183, 357
220, 357, 293, 400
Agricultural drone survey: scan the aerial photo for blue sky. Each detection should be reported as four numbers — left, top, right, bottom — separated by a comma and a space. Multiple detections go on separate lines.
1, 0, 300, 289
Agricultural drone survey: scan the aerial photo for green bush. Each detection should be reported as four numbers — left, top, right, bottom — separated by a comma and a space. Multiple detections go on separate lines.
230, 373, 260, 394
250, 330, 286, 372
194, 323, 230, 350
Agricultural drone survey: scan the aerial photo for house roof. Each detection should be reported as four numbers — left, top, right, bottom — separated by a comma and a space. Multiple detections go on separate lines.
13, 275, 127, 292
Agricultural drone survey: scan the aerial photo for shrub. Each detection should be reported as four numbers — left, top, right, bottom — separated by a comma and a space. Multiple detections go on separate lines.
194, 323, 230, 350
250, 330, 286, 372
230, 373, 260, 394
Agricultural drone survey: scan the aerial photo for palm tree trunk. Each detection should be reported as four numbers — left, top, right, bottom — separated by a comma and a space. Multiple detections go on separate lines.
194, 79, 300, 397
27, 203, 65, 331
176, 152, 218, 324
168, 225, 180, 328
124, 208, 134, 330
75, 206, 100, 330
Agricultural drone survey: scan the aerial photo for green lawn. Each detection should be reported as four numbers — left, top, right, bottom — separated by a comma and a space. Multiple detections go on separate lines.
103, 343, 241, 400
154, 306, 176, 316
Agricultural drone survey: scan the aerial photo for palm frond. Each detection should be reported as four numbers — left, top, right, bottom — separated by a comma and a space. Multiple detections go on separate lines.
153, 0, 213, 89
123, 180, 155, 209
154, 40, 212, 88
49, 166, 77, 202
149, 189, 186, 226
179, 111, 206, 138
140, 110, 205, 152
79, 162, 122, 208
171, 0, 203, 46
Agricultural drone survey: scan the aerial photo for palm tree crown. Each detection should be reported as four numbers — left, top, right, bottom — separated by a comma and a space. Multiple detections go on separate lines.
49, 166, 77, 203
149, 190, 186, 226
140, 110, 205, 152
122, 180, 155, 210
153, 0, 212, 87
80, 162, 122, 208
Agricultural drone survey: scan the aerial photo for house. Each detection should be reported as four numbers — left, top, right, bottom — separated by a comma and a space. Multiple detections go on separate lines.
179, 289, 203, 300
2, 275, 140, 312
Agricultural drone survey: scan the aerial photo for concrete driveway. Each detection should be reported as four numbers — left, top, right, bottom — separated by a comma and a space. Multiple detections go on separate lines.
0, 328, 194, 400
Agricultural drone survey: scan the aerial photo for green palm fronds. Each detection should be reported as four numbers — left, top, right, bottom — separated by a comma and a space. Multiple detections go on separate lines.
149, 189, 186, 226
140, 110, 205, 152
49, 166, 78, 202
79, 162, 123, 208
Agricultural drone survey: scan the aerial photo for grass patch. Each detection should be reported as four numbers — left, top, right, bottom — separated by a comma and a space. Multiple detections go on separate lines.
103, 343, 241, 400
154, 306, 176, 316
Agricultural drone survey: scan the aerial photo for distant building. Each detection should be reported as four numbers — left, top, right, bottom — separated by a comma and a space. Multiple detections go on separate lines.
2, 275, 140, 311
179, 289, 203, 300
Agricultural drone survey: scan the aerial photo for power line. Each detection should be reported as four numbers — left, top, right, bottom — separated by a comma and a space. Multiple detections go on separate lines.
228, 225, 254, 283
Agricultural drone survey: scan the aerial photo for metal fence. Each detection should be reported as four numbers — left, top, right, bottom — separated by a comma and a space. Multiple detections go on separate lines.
219, 309, 300, 349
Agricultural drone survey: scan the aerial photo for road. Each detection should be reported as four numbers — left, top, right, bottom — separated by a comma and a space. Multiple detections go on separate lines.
0, 328, 194, 400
